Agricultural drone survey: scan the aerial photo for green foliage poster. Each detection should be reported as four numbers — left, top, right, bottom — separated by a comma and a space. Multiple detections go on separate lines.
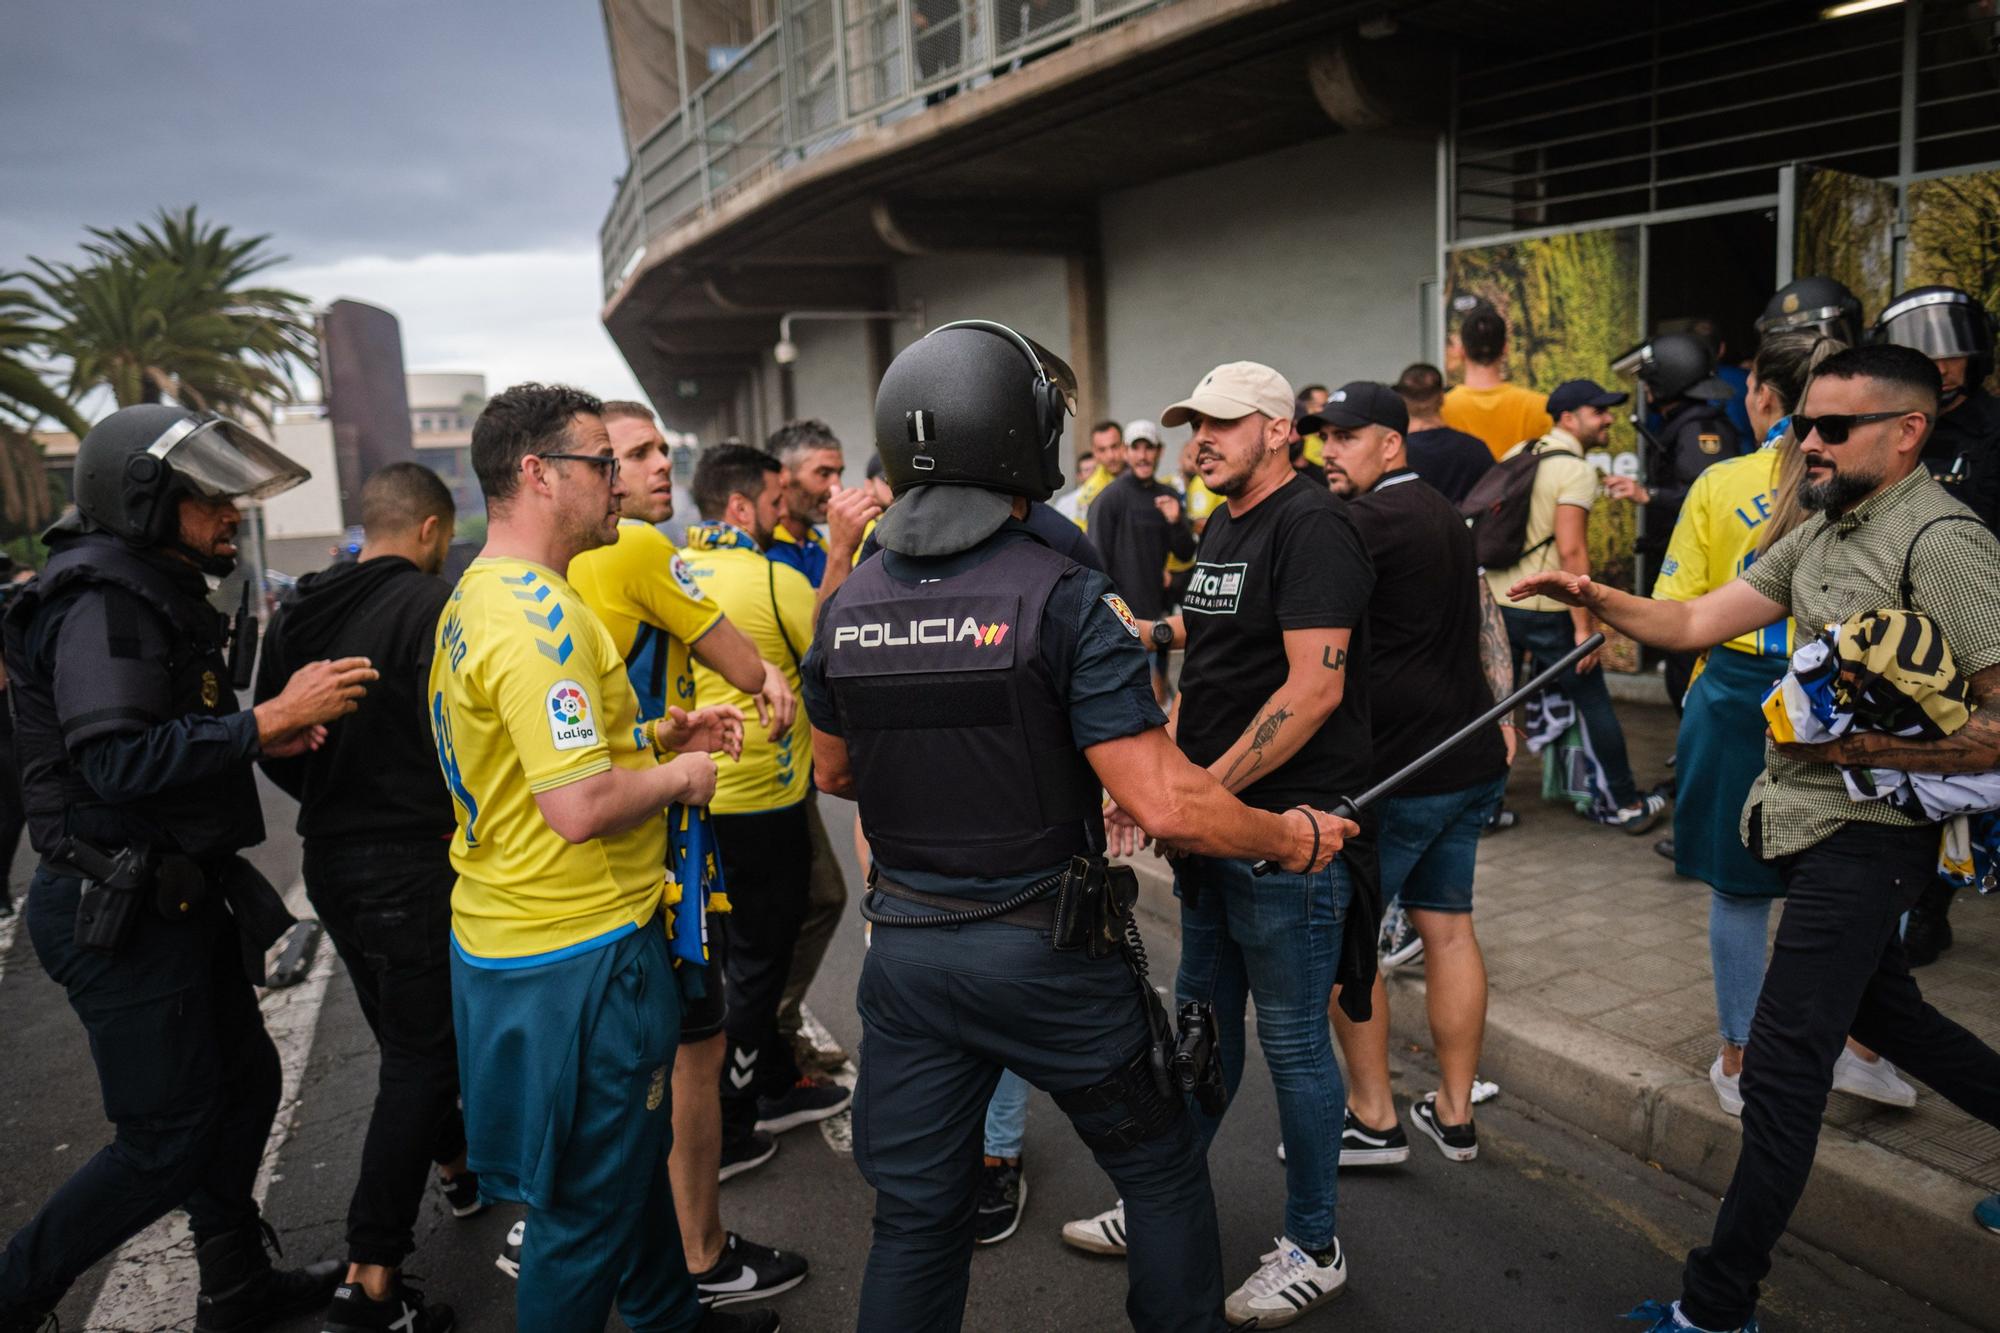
1906, 168, 2000, 394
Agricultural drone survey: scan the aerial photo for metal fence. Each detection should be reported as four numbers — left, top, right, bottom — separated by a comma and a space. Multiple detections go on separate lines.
601, 0, 1177, 298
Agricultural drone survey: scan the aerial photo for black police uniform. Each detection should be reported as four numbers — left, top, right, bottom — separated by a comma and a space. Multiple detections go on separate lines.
1642, 400, 1738, 707
802, 520, 1226, 1333
0, 531, 301, 1319
1923, 387, 2000, 531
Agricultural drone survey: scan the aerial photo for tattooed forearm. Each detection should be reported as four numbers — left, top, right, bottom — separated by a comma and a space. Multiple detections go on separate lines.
1840, 666, 2000, 772
1221, 703, 1293, 788
1321, 646, 1346, 671
1477, 576, 1513, 704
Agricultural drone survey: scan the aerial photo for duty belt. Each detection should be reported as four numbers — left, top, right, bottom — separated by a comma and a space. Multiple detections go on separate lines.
863, 870, 1061, 931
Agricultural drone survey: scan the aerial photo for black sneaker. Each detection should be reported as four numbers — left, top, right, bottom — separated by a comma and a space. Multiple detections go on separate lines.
322, 1276, 455, 1332
754, 1076, 852, 1135
697, 1307, 780, 1332
1340, 1108, 1410, 1167
720, 1129, 778, 1182
1378, 908, 1424, 969
1409, 1094, 1478, 1162
495, 1218, 523, 1280
438, 1169, 484, 1219
693, 1232, 807, 1306
1609, 793, 1668, 836
974, 1160, 1027, 1245
1653, 837, 1675, 862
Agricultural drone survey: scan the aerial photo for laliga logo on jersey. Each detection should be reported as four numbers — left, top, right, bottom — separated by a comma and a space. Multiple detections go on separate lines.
832, 618, 1011, 649
546, 680, 599, 751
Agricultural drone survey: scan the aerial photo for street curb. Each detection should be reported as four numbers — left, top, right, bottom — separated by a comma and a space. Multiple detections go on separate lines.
1121, 855, 1993, 1326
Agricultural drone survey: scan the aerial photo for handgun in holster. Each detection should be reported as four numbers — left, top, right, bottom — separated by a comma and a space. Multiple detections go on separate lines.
1049, 856, 1138, 960
57, 838, 210, 954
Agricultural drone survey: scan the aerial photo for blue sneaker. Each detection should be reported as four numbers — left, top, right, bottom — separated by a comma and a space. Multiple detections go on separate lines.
1623, 1299, 1760, 1332
1976, 1193, 2000, 1235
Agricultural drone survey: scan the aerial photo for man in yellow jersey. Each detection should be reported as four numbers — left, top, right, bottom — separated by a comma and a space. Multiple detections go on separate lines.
764, 420, 843, 590
681, 444, 854, 1159
1442, 299, 1554, 461
565, 401, 809, 1310
429, 383, 770, 1333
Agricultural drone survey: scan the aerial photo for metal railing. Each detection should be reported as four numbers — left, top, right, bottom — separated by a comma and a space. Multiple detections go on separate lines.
601, 0, 1177, 298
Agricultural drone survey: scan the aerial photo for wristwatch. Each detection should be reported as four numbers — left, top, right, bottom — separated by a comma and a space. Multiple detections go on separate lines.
1150, 620, 1176, 650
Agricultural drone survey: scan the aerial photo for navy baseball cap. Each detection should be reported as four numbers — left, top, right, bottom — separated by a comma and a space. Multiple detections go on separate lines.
1299, 381, 1409, 435
1546, 379, 1629, 417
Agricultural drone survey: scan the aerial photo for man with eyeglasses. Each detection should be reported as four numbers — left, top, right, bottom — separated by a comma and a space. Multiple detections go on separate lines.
1511, 344, 2000, 1333
430, 383, 772, 1333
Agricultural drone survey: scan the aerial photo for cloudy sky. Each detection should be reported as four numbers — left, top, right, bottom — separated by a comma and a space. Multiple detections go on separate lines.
4, 0, 646, 403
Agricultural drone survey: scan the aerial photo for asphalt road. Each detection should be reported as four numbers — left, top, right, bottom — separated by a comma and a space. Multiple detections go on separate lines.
0, 785, 1982, 1332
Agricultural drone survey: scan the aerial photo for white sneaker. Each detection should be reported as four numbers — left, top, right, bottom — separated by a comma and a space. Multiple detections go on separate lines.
1060, 1200, 1127, 1256
1224, 1236, 1346, 1327
1709, 1054, 1743, 1118
1832, 1047, 1918, 1108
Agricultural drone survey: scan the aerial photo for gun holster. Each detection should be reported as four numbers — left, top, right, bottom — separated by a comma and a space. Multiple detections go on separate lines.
1050, 856, 1138, 960
58, 839, 213, 954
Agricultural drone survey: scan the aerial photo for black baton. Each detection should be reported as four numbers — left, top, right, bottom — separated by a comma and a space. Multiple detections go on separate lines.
1251, 632, 1606, 875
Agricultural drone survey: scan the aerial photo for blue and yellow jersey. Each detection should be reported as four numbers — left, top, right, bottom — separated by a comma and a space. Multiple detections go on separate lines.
429, 557, 672, 965
767, 522, 830, 588
566, 520, 723, 719
1181, 474, 1224, 529
682, 524, 816, 814
1653, 450, 1793, 660
1070, 464, 1116, 532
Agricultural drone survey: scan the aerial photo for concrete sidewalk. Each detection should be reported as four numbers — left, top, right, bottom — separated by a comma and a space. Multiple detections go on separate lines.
1125, 697, 2000, 1326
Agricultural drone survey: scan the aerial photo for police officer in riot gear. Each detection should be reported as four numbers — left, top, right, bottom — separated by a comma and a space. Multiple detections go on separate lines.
1873, 284, 1999, 531
0, 405, 378, 1333
799, 321, 1349, 1332
1756, 274, 1865, 345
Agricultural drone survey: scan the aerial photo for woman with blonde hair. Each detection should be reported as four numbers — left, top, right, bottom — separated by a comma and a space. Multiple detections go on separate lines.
1650, 330, 1918, 1116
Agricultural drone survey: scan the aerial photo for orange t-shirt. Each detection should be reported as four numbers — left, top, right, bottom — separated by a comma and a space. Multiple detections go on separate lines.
1441, 383, 1555, 461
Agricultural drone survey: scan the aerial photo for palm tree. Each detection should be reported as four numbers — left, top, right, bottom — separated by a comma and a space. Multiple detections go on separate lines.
27, 206, 316, 428
0, 282, 81, 535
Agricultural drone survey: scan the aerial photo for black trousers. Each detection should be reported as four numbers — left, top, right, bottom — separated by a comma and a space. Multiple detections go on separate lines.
714, 805, 811, 1138
0, 868, 279, 1315
303, 838, 466, 1269
0, 712, 27, 897
1680, 821, 2000, 1327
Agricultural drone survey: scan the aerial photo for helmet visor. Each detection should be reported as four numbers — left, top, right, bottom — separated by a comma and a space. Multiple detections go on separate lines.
1023, 336, 1079, 419
1878, 293, 1985, 361
151, 415, 311, 503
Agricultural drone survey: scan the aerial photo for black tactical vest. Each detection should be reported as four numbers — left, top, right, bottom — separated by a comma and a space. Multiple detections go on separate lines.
822, 533, 1102, 879
3, 533, 259, 859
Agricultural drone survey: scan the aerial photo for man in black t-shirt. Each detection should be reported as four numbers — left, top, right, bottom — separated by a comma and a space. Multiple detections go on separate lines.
1314, 381, 1514, 1170
1089, 418, 1196, 703
1075, 361, 1375, 1327
1393, 362, 1494, 504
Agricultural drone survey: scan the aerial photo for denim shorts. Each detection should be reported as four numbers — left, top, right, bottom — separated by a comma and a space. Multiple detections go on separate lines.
1378, 774, 1507, 914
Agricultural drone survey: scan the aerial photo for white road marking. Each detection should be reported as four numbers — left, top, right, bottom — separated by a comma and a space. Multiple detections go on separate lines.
0, 909, 19, 988
799, 1004, 857, 1157
84, 882, 336, 1332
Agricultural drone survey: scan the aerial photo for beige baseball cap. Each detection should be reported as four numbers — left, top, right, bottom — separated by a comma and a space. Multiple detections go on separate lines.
1160, 362, 1295, 428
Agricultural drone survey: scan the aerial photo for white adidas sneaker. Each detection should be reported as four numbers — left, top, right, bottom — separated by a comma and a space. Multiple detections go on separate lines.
1059, 1199, 1127, 1256
1224, 1236, 1346, 1326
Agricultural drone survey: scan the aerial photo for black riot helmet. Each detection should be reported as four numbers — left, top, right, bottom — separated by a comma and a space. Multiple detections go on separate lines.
1633, 332, 1734, 403
1872, 285, 1996, 390
61, 404, 310, 568
1757, 275, 1864, 345
874, 320, 1077, 503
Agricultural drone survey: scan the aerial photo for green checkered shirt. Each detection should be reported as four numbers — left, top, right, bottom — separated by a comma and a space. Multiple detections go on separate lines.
1738, 466, 2000, 857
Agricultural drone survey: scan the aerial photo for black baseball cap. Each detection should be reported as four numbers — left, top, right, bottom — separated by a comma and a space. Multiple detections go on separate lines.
1546, 379, 1629, 417
1298, 381, 1409, 436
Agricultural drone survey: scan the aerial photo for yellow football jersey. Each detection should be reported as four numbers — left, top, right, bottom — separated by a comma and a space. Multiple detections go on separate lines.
1653, 450, 1793, 660
567, 520, 723, 719
680, 526, 816, 814
430, 556, 671, 964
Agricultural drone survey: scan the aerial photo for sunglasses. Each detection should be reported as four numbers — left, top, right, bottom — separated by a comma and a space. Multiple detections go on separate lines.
1791, 411, 1916, 445
533, 451, 620, 473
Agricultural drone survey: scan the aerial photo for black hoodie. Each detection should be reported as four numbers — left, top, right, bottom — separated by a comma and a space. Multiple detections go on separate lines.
254, 555, 455, 843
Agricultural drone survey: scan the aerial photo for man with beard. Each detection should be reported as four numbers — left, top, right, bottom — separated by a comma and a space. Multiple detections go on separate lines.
1513, 345, 2000, 1333
430, 384, 767, 1333
1086, 418, 1195, 704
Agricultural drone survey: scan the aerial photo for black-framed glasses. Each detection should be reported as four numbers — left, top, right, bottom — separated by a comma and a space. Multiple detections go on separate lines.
1791, 411, 1919, 445
532, 451, 620, 473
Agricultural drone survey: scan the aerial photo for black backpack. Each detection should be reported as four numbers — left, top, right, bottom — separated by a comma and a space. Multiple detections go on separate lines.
1458, 438, 1558, 568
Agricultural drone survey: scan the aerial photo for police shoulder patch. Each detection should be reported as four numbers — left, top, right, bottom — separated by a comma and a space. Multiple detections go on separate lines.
668, 553, 706, 601
1698, 432, 1722, 455
1101, 593, 1141, 638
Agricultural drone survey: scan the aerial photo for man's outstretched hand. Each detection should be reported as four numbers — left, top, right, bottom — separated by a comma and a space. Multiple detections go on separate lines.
1507, 571, 1602, 609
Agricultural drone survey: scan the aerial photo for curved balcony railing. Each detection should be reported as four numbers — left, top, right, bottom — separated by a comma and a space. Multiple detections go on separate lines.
600, 0, 1177, 300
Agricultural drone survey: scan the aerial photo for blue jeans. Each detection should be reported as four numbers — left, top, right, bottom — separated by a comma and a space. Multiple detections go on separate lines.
1378, 776, 1507, 913
1500, 606, 1641, 807
1709, 892, 1773, 1048
1173, 855, 1350, 1251
984, 1070, 1030, 1159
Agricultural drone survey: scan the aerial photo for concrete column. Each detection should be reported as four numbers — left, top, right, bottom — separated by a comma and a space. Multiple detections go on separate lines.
1066, 249, 1108, 453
